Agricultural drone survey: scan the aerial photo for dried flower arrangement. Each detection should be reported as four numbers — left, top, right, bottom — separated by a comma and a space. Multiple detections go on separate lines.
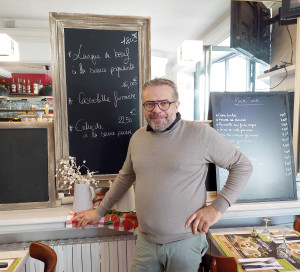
56, 156, 97, 189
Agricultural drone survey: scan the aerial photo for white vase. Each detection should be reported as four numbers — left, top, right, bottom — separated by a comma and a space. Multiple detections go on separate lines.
73, 183, 95, 213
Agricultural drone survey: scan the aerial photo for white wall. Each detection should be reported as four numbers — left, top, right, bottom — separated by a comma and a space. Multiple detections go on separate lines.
270, 23, 297, 92
177, 71, 195, 120
151, 56, 168, 78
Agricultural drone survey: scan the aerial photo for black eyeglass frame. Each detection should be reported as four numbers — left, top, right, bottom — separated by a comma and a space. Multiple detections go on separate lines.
142, 100, 177, 112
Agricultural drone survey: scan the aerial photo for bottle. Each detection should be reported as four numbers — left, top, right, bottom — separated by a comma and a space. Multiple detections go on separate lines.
1, 79, 5, 87
38, 79, 43, 90
33, 80, 39, 94
27, 80, 31, 93
6, 80, 10, 93
17, 78, 22, 93
22, 79, 26, 93
11, 79, 16, 93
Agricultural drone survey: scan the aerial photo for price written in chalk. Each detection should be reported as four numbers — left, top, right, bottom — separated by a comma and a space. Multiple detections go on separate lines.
118, 116, 133, 124
121, 32, 138, 45
121, 77, 138, 89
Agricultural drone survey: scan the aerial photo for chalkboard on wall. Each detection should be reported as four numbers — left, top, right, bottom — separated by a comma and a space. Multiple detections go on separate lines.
0, 122, 56, 210
211, 92, 297, 202
50, 13, 150, 178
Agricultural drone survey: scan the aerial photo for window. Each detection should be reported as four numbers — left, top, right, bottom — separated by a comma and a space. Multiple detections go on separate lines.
226, 55, 247, 92
211, 61, 225, 92
211, 51, 268, 93
193, 46, 270, 120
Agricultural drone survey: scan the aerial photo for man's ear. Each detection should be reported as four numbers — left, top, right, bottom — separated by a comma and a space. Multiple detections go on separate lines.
175, 101, 180, 110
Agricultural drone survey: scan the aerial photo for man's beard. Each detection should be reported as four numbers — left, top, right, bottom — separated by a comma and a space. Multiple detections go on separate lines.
146, 112, 176, 132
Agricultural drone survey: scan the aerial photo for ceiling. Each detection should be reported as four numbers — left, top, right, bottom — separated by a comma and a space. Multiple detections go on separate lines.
0, 0, 230, 71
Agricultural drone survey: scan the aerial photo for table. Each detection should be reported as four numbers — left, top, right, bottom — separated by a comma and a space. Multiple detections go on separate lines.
209, 226, 300, 271
0, 250, 29, 272
66, 208, 138, 232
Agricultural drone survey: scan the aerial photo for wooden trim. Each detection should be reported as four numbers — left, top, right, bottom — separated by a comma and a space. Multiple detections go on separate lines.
294, 18, 300, 172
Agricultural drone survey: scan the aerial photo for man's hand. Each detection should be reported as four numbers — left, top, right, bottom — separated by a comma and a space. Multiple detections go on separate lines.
72, 209, 101, 230
185, 205, 222, 234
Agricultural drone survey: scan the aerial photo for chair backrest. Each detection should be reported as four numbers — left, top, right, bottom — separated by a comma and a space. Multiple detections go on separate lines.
294, 219, 300, 232
29, 241, 57, 272
199, 253, 238, 272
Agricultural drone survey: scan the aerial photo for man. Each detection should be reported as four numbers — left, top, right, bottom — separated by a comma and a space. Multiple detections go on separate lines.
73, 78, 253, 272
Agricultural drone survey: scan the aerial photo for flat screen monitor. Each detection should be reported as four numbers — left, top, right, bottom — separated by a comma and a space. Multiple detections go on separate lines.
231, 1, 271, 64
281, 0, 300, 19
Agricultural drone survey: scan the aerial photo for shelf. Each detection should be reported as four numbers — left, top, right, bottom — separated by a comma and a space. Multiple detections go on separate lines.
257, 65, 296, 79
9, 93, 40, 98
0, 109, 44, 112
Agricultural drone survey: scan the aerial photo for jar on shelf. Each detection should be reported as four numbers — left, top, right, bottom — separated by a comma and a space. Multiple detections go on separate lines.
21, 114, 37, 122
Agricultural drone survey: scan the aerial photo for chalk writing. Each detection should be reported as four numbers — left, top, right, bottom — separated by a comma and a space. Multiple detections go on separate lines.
279, 111, 291, 176
121, 77, 138, 89
78, 92, 111, 105
234, 96, 263, 106
90, 67, 107, 74
114, 47, 131, 64
63, 28, 140, 174
69, 44, 102, 65
121, 32, 138, 45
110, 63, 135, 77
118, 116, 133, 124
211, 92, 296, 202
75, 119, 104, 133
114, 91, 136, 107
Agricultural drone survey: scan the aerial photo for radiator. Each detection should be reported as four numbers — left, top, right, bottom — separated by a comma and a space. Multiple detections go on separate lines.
0, 235, 136, 272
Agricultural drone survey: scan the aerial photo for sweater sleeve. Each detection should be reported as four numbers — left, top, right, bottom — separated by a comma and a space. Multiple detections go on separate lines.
203, 126, 253, 214
96, 143, 136, 217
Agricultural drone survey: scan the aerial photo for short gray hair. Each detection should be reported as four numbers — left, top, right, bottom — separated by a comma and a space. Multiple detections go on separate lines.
142, 78, 179, 101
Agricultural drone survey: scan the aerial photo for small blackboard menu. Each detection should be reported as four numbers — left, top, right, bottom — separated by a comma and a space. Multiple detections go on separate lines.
50, 13, 150, 177
211, 92, 297, 202
0, 122, 56, 210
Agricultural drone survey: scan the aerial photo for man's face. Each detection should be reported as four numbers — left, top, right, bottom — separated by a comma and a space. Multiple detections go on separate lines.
142, 85, 180, 132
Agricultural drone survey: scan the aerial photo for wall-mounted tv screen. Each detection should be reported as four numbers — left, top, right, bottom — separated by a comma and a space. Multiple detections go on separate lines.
281, 0, 300, 19
231, 1, 271, 64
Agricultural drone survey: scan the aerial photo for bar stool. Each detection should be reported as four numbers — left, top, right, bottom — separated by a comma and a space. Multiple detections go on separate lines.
29, 241, 57, 272
199, 253, 238, 272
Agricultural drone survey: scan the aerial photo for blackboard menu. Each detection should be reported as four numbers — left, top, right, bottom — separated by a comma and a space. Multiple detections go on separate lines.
63, 28, 140, 174
0, 122, 56, 210
211, 92, 297, 202
0, 128, 48, 204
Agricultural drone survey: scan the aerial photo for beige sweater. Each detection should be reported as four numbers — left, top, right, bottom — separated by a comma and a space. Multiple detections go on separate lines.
96, 119, 253, 244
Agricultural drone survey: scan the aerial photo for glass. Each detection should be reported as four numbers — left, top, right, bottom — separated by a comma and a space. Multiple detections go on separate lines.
0, 99, 7, 109
251, 226, 258, 237
277, 229, 290, 255
261, 217, 272, 240
143, 100, 177, 112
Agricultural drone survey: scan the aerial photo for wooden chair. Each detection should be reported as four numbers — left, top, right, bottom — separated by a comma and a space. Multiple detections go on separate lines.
199, 253, 238, 272
29, 241, 57, 272
294, 218, 300, 232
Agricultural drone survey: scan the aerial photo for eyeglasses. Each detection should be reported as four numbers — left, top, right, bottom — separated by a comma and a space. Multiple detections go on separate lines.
143, 100, 177, 112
